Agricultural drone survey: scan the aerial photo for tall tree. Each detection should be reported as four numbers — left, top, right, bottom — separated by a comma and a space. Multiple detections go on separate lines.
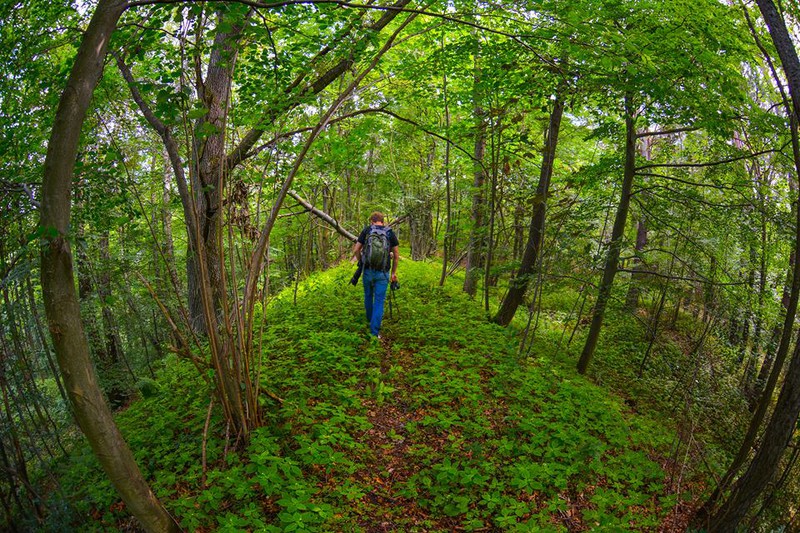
702, 0, 800, 528
577, 94, 638, 374
38, 1, 178, 530
570, 0, 748, 374
494, 88, 565, 325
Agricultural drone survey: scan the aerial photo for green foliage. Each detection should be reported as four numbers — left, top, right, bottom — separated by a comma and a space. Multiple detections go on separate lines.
52, 261, 680, 530
5, 0, 798, 527
135, 378, 160, 399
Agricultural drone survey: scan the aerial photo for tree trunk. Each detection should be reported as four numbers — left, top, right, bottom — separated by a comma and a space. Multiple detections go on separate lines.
0, 436, 25, 528
409, 200, 436, 260
185, 8, 249, 335
0, 365, 43, 523
97, 232, 132, 406
440, 56, 452, 286
751, 254, 792, 407
483, 118, 502, 313
708, 338, 800, 531
76, 235, 108, 365
494, 94, 564, 326
698, 1, 800, 528
319, 184, 333, 268
740, 239, 757, 396
25, 277, 70, 409
1, 286, 64, 460
160, 150, 181, 295
751, 216, 768, 360
577, 95, 637, 375
38, 1, 178, 530
464, 44, 487, 297
742, 164, 770, 396
624, 216, 648, 310
625, 133, 652, 311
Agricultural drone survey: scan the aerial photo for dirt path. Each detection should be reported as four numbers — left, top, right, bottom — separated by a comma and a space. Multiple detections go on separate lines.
352, 336, 457, 531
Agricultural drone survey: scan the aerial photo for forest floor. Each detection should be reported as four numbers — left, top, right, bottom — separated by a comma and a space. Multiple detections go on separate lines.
354, 334, 700, 532
52, 260, 706, 532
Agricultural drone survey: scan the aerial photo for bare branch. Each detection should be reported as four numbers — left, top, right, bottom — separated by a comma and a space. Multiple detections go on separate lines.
0, 181, 41, 209
287, 190, 358, 241
617, 268, 748, 287
636, 126, 700, 139
635, 143, 789, 171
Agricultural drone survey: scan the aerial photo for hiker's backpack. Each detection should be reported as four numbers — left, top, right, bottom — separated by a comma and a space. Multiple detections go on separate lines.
362, 225, 391, 271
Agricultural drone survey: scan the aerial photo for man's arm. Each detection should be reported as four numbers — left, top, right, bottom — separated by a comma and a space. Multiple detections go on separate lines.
390, 246, 399, 281
352, 242, 362, 262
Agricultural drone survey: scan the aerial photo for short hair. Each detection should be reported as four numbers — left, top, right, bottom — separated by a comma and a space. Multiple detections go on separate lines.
370, 211, 385, 223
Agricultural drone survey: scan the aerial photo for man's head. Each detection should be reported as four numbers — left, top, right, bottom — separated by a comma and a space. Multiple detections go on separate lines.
370, 211, 385, 224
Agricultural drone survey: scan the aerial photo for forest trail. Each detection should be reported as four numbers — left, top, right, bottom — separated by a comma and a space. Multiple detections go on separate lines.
258, 259, 684, 531
56, 260, 690, 531
355, 336, 435, 530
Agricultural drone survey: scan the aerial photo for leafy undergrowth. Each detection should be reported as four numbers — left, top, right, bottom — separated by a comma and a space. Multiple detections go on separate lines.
56, 260, 683, 531
518, 282, 748, 511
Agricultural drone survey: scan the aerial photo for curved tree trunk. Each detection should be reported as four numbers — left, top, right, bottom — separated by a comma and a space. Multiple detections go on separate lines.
699, 0, 800, 528
494, 93, 564, 326
577, 95, 637, 375
38, 1, 178, 531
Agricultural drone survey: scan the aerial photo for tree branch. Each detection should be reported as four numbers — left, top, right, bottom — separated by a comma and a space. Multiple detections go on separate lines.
635, 183, 753, 210
287, 190, 358, 241
635, 143, 788, 171
0, 181, 41, 209
636, 126, 700, 138
376, 109, 481, 163
617, 268, 748, 287
636, 172, 749, 193
225, 0, 415, 171
246, 107, 386, 160
113, 51, 199, 242
125, 0, 545, 48
631, 197, 748, 293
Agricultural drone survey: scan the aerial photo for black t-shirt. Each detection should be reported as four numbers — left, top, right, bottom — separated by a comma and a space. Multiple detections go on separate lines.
358, 225, 399, 271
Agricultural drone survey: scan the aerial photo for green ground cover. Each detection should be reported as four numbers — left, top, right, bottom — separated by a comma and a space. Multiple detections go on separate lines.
55, 260, 680, 531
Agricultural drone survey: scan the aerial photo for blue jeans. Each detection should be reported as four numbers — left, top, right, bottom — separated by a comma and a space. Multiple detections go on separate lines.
362, 268, 389, 336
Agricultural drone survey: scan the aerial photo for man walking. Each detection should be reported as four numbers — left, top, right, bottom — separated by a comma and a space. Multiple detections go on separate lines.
352, 212, 399, 338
